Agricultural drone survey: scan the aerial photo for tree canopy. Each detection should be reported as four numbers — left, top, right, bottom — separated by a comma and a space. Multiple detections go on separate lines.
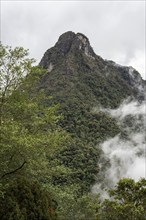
0, 44, 69, 219
100, 178, 146, 220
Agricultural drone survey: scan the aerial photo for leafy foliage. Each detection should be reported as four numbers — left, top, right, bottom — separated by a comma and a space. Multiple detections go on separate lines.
0, 178, 57, 220
48, 139, 101, 193
0, 44, 35, 98
99, 178, 146, 220
0, 45, 69, 183
0, 44, 69, 218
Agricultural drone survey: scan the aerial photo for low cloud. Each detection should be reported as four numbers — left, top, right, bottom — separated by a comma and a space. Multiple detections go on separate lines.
97, 98, 145, 120
92, 99, 146, 198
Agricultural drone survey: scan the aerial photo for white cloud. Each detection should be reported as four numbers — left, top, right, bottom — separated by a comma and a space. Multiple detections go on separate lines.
101, 132, 145, 184
128, 51, 145, 80
107, 99, 145, 120
92, 99, 146, 196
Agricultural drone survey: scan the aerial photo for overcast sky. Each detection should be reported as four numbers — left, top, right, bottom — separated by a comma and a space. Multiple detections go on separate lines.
1, 0, 145, 79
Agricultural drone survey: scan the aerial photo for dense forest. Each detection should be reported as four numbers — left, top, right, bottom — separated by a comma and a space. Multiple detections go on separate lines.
0, 32, 146, 219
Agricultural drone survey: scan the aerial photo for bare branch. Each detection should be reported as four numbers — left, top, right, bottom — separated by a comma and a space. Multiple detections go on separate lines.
1, 160, 26, 179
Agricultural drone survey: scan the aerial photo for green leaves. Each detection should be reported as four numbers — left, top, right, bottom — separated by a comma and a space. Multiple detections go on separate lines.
0, 178, 57, 220
100, 178, 146, 220
0, 44, 35, 98
0, 44, 69, 185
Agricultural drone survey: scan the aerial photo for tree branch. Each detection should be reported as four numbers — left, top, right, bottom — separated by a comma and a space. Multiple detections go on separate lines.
1, 160, 26, 179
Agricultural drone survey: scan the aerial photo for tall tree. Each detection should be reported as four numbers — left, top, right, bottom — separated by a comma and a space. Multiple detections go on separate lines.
0, 44, 69, 189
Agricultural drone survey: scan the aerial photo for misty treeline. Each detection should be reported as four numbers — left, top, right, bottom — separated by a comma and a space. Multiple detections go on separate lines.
0, 44, 146, 219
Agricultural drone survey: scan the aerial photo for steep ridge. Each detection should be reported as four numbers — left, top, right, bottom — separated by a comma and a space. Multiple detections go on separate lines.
37, 31, 145, 192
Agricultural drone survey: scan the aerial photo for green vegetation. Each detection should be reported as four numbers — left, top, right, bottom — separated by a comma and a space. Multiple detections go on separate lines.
0, 44, 69, 182
0, 44, 68, 219
0, 42, 145, 219
0, 178, 57, 220
99, 178, 146, 220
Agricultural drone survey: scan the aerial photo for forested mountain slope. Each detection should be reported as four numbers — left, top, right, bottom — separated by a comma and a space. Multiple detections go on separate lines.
36, 31, 145, 196
39, 31, 145, 141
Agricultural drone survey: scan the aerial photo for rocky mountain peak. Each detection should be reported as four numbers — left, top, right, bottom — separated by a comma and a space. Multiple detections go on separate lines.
55, 31, 95, 57
39, 31, 145, 102
39, 31, 95, 69
55, 31, 76, 55
75, 33, 95, 58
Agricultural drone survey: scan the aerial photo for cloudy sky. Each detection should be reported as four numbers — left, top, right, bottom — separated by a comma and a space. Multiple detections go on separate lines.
1, 0, 145, 79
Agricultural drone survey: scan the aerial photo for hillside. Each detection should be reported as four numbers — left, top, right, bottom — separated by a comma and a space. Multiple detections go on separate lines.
39, 31, 145, 142
37, 31, 145, 192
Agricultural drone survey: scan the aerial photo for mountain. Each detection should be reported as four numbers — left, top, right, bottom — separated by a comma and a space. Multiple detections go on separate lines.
38, 31, 145, 139
39, 31, 145, 105
37, 31, 145, 192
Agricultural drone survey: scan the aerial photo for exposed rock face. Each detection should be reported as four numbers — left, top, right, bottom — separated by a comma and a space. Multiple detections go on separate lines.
39, 31, 96, 69
55, 31, 76, 55
54, 31, 95, 57
76, 33, 95, 59
104, 60, 146, 101
47, 62, 54, 72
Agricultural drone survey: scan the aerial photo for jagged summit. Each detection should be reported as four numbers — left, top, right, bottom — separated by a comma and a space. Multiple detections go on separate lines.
39, 31, 96, 69
54, 31, 76, 55
55, 31, 95, 57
